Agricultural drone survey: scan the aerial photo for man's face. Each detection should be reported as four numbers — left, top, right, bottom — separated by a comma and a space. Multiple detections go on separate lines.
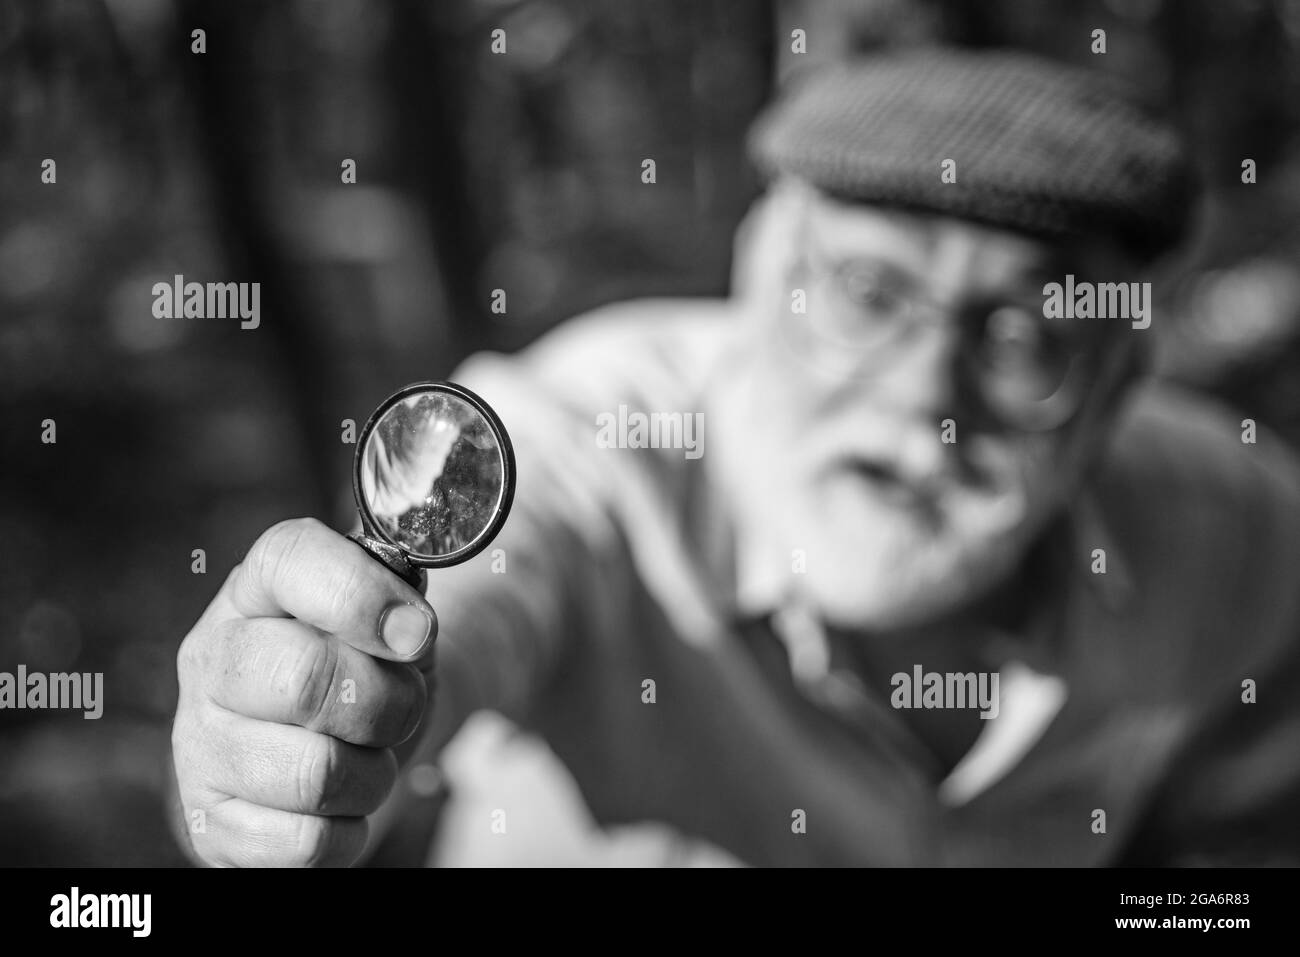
712, 184, 1141, 629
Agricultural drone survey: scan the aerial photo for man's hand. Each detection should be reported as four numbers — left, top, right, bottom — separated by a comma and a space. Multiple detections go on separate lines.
171, 518, 437, 867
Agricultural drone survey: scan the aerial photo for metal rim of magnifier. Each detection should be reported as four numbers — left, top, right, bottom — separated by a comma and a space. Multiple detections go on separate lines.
352, 380, 517, 569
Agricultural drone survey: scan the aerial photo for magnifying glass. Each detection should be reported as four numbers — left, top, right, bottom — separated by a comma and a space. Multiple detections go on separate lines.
348, 381, 516, 591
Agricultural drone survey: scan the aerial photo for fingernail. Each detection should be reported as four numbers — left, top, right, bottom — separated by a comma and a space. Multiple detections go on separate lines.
380, 603, 433, 658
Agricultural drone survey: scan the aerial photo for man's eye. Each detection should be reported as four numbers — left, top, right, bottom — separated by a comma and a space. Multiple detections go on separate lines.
840, 268, 906, 318
983, 306, 1046, 363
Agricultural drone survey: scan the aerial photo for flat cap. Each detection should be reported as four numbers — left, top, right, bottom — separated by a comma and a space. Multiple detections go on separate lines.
748, 47, 1199, 260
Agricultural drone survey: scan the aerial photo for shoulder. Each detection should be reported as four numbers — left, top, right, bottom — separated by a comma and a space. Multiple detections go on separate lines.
1091, 381, 1300, 665
1104, 381, 1300, 529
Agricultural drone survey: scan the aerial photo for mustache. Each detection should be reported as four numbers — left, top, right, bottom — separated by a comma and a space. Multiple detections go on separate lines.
817, 431, 1021, 494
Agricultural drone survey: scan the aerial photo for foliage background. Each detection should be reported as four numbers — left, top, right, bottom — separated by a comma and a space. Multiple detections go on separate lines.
2, 0, 1298, 865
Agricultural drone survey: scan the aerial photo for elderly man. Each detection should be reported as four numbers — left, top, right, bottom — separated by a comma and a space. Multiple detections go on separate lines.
170, 48, 1300, 866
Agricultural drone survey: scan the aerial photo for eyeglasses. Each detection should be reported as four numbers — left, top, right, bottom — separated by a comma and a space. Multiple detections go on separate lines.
786, 239, 1104, 432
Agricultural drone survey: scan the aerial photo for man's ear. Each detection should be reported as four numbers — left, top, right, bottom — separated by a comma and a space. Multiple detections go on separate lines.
1069, 330, 1152, 487
1103, 330, 1152, 417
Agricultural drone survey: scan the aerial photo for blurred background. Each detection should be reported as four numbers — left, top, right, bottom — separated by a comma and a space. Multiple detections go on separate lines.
2, 0, 1299, 866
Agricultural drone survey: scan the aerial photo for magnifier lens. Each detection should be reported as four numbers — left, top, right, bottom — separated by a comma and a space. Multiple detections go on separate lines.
349, 382, 515, 586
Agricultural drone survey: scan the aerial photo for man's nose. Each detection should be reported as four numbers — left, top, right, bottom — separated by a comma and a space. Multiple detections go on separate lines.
867, 318, 963, 420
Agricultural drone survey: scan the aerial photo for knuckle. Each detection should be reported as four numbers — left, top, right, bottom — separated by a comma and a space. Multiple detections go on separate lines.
292, 814, 336, 868
186, 826, 219, 865
175, 633, 203, 686
195, 805, 257, 868
169, 718, 197, 786
170, 710, 196, 758
177, 622, 222, 686
198, 619, 264, 707
279, 638, 340, 731
363, 749, 400, 812
297, 734, 338, 812
171, 777, 224, 863
187, 806, 229, 864
203, 618, 244, 672
375, 748, 399, 802
250, 517, 321, 591
171, 707, 215, 784
326, 560, 369, 626
392, 665, 429, 744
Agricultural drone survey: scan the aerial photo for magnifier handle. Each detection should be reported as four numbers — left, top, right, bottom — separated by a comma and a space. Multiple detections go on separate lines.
347, 532, 427, 593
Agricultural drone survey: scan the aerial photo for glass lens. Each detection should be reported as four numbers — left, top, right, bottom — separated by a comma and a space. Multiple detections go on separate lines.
359, 389, 505, 560
810, 260, 911, 351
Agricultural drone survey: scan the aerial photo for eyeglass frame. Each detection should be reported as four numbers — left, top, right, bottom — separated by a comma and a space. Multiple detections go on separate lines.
779, 208, 1143, 433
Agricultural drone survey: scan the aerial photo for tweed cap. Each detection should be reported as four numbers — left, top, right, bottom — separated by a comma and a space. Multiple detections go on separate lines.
748, 47, 1198, 260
